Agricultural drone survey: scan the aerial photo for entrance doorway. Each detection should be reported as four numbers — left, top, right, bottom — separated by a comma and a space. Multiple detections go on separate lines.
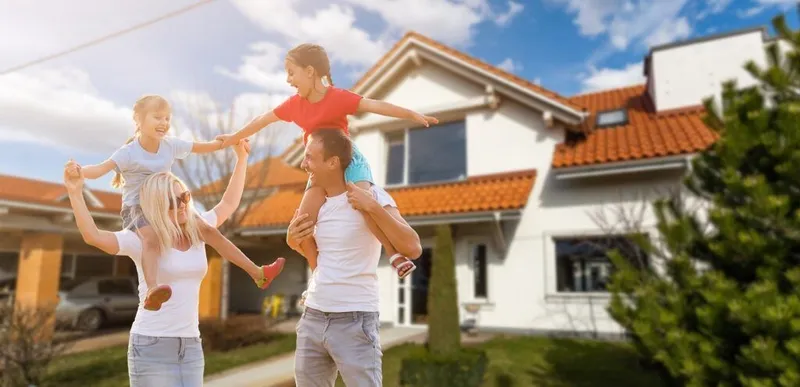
396, 247, 432, 325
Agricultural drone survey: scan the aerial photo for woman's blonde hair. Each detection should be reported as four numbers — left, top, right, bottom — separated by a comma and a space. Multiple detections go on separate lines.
112, 95, 171, 189
286, 43, 333, 87
136, 172, 203, 253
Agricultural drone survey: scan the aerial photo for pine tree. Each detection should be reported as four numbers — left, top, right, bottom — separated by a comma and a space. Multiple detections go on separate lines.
606, 11, 800, 386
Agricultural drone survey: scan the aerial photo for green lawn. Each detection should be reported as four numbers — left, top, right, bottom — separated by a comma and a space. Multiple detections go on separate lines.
42, 333, 296, 387
335, 335, 664, 387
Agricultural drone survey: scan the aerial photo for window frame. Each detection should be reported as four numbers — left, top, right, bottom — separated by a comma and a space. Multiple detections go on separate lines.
383, 120, 468, 187
595, 108, 629, 128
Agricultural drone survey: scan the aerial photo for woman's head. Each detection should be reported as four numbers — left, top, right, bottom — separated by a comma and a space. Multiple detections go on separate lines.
137, 172, 203, 253
285, 43, 332, 98
111, 95, 172, 188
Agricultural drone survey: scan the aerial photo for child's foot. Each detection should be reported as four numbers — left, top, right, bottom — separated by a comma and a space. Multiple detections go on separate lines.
255, 257, 286, 289
143, 285, 172, 311
390, 254, 416, 279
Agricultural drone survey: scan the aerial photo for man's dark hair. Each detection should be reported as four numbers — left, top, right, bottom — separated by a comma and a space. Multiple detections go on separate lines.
309, 128, 353, 170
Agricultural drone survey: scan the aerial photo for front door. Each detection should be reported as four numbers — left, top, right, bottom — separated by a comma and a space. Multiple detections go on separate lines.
396, 247, 433, 326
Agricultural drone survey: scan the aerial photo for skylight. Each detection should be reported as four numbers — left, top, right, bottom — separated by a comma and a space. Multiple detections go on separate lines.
595, 108, 628, 128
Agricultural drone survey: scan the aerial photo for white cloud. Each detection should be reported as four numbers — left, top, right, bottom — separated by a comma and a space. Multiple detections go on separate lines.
497, 58, 522, 73
214, 42, 293, 93
644, 17, 692, 48
494, 1, 525, 26
0, 68, 133, 153
579, 62, 646, 93
739, 0, 798, 18
697, 0, 732, 19
549, 0, 691, 53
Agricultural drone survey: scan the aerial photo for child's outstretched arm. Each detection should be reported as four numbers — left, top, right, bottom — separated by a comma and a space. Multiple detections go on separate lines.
356, 98, 439, 128
216, 111, 280, 148
191, 139, 224, 154
79, 159, 117, 180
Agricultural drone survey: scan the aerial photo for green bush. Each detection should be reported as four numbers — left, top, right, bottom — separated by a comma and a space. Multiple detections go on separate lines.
198, 314, 277, 352
399, 348, 488, 387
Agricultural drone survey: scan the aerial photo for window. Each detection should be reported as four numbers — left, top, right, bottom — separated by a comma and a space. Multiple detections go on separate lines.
554, 235, 648, 293
386, 132, 405, 185
595, 108, 628, 128
384, 120, 467, 185
472, 244, 488, 299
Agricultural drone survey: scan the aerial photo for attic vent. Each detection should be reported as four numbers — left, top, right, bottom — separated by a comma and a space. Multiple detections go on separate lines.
596, 108, 628, 128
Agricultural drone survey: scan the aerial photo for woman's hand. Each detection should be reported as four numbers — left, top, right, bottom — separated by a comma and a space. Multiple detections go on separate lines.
234, 138, 251, 159
63, 159, 84, 192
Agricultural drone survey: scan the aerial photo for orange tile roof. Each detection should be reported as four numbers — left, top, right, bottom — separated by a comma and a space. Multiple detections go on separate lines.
240, 169, 537, 228
0, 174, 121, 214
197, 157, 307, 195
352, 31, 584, 113
552, 85, 719, 168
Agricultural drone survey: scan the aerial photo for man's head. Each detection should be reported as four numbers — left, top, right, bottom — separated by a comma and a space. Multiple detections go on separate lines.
301, 129, 353, 187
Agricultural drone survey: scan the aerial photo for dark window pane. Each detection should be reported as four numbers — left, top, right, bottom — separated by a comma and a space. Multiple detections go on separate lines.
408, 120, 466, 184
554, 235, 648, 293
386, 142, 405, 185
473, 244, 487, 298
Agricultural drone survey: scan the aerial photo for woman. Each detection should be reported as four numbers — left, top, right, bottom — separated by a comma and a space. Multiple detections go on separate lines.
64, 139, 270, 386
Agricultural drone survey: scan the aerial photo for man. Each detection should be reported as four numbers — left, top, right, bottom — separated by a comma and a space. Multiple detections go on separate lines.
286, 128, 422, 386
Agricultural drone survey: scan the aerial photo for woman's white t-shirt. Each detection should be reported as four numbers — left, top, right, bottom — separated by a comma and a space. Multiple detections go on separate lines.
114, 210, 216, 338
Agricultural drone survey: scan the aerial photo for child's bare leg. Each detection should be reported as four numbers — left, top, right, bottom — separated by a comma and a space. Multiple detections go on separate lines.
297, 186, 326, 270
197, 219, 285, 289
353, 181, 415, 278
138, 225, 171, 311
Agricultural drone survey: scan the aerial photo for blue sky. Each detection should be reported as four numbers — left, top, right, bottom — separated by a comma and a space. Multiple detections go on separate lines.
0, 0, 797, 193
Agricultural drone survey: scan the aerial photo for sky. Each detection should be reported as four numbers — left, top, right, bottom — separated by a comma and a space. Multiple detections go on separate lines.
0, 0, 798, 192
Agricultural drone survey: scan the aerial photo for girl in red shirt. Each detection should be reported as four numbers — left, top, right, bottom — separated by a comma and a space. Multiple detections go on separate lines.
219, 43, 437, 279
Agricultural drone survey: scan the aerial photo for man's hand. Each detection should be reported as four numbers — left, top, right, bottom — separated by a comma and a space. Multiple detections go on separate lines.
286, 210, 314, 251
346, 183, 381, 213
63, 159, 84, 192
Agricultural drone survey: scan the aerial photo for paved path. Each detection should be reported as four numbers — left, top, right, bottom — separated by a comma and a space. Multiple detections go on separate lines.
204, 326, 427, 387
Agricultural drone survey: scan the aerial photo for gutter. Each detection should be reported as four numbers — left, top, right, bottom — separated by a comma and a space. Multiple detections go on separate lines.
554, 155, 692, 180
0, 199, 119, 219
237, 210, 522, 236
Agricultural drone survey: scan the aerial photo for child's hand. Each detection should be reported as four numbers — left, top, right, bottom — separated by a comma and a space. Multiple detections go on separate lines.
233, 138, 251, 158
410, 112, 438, 127
215, 134, 236, 148
63, 159, 84, 191
346, 183, 380, 213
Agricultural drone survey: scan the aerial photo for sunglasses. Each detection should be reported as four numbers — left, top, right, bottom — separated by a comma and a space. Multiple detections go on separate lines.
168, 191, 191, 209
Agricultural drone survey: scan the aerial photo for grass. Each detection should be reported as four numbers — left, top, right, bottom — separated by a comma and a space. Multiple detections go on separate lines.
41, 333, 296, 387
334, 335, 664, 387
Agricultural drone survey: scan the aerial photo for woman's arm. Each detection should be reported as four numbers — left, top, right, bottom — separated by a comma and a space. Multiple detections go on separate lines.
210, 140, 250, 226
191, 139, 223, 154
63, 163, 120, 255
356, 98, 439, 127
80, 159, 117, 180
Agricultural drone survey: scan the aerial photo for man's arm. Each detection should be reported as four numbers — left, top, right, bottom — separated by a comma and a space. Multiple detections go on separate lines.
364, 205, 422, 259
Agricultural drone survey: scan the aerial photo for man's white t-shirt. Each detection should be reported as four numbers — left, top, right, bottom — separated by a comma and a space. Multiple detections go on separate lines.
304, 186, 397, 313
114, 210, 216, 338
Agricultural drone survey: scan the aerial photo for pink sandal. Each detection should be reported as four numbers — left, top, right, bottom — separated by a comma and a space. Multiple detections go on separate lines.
390, 254, 416, 279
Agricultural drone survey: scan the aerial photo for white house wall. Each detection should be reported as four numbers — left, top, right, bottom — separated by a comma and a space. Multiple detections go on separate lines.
650, 30, 767, 112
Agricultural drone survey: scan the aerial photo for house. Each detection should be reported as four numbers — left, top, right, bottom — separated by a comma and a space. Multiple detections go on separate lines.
220, 25, 785, 336
0, 174, 132, 314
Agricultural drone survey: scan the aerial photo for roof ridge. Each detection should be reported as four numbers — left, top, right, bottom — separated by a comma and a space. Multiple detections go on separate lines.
569, 84, 647, 99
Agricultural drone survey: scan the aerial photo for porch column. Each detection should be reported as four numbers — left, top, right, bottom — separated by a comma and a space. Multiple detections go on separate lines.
14, 232, 64, 339
113, 256, 133, 276
198, 247, 222, 320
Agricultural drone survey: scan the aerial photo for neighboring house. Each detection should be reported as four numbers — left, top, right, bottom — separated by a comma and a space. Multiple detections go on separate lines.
226, 26, 783, 335
0, 174, 135, 319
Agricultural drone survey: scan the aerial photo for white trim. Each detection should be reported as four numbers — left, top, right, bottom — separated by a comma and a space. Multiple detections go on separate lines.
354, 38, 584, 121
395, 241, 434, 327
55, 189, 105, 208
554, 155, 691, 180
0, 199, 118, 219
